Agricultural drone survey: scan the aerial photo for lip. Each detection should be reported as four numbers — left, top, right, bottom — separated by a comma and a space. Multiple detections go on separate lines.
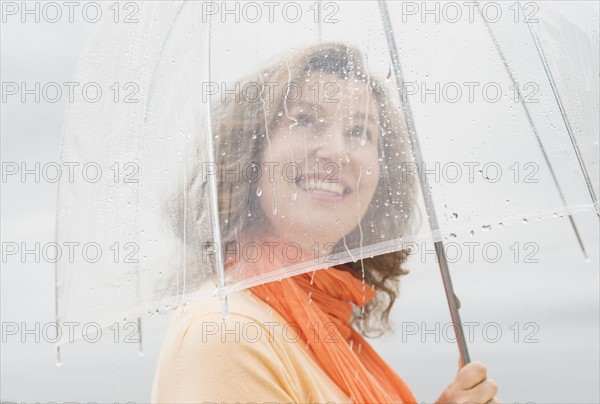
295, 172, 352, 203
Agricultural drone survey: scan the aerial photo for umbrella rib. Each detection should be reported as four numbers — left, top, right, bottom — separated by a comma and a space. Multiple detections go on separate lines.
477, 4, 589, 259
377, 0, 471, 366
317, 0, 323, 42
204, 8, 229, 319
522, 2, 599, 218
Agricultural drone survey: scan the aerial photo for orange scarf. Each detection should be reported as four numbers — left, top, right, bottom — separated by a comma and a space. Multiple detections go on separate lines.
234, 235, 417, 404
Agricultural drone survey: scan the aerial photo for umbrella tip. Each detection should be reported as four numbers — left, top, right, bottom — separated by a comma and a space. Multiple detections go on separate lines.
55, 345, 62, 367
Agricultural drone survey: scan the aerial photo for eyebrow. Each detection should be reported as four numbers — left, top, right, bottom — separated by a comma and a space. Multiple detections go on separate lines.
291, 101, 376, 118
288, 100, 322, 113
289, 100, 379, 127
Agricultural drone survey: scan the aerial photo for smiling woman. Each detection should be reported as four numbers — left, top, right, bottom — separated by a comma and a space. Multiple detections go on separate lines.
208, 42, 419, 332
257, 71, 382, 254
152, 42, 499, 404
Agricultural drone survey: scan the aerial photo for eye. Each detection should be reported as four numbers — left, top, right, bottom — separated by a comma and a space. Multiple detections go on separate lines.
295, 114, 315, 128
347, 125, 374, 142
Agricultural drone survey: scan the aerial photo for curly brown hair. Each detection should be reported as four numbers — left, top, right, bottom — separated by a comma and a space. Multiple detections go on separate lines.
179, 42, 420, 336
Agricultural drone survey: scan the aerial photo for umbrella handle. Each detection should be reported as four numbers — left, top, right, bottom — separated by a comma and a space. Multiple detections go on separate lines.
435, 241, 471, 366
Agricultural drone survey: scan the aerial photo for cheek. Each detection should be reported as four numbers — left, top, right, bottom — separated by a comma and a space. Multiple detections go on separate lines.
363, 150, 381, 198
363, 146, 380, 176
257, 155, 288, 206
262, 140, 297, 175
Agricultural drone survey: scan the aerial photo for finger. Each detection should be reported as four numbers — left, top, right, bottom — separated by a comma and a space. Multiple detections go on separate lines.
456, 361, 487, 389
456, 355, 467, 376
469, 379, 498, 403
487, 397, 502, 404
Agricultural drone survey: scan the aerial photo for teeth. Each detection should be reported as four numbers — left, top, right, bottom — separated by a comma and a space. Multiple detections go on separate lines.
299, 178, 346, 196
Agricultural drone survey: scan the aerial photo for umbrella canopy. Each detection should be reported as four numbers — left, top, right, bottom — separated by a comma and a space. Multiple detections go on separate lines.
56, 1, 598, 347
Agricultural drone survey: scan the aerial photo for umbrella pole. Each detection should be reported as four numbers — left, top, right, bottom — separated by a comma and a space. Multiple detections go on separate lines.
377, 0, 471, 366
435, 241, 471, 364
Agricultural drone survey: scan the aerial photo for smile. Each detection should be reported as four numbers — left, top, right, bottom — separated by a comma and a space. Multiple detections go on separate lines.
296, 177, 350, 199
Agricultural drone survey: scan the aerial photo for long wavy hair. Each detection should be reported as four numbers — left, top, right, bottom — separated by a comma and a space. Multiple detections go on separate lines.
180, 42, 420, 336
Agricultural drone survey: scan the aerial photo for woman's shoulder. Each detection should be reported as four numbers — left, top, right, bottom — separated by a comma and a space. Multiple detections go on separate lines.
153, 288, 350, 403
164, 287, 296, 347
160, 287, 295, 355
153, 290, 303, 403
177, 288, 279, 325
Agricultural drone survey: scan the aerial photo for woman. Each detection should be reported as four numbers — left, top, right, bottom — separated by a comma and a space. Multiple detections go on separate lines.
152, 43, 500, 404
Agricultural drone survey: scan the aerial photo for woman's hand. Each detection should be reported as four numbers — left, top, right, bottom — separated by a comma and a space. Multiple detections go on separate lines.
435, 360, 501, 404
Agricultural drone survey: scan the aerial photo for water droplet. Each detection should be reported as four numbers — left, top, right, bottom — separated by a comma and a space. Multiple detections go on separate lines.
451, 212, 458, 219
522, 218, 528, 224
481, 225, 491, 231
470, 230, 475, 236
449, 233, 457, 238
256, 187, 262, 197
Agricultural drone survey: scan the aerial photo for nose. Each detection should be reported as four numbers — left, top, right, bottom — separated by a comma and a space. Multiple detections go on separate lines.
312, 126, 348, 167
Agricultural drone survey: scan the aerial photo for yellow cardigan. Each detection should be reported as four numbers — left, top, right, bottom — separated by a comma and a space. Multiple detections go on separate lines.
151, 287, 351, 403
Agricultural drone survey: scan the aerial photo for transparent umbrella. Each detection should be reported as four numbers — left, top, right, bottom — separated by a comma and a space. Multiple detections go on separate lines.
55, 0, 598, 369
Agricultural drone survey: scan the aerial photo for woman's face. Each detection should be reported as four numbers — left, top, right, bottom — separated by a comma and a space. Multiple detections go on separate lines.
257, 72, 381, 255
